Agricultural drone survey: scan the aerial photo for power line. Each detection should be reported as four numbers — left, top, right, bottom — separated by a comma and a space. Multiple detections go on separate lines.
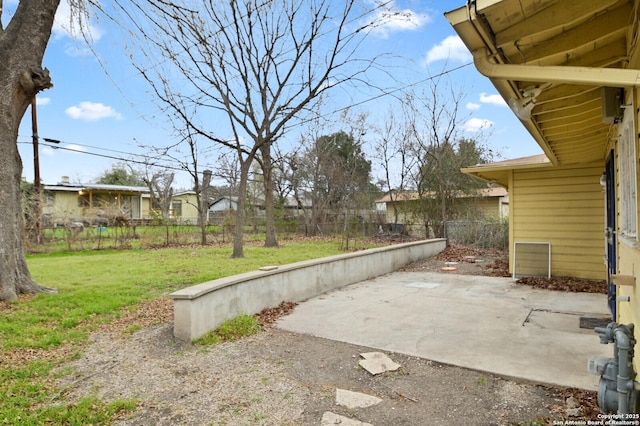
17, 61, 472, 158
17, 60, 473, 180
17, 139, 187, 173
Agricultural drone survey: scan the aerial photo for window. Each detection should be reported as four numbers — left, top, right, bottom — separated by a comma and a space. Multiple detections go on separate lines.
171, 200, 182, 217
618, 109, 637, 240
44, 191, 55, 205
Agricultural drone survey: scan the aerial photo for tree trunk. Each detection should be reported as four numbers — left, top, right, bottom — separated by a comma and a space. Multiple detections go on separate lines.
261, 144, 278, 247
198, 170, 212, 245
0, 0, 60, 301
232, 160, 253, 258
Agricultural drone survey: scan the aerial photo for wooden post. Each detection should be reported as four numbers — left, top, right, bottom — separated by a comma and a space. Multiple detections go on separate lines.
31, 98, 42, 244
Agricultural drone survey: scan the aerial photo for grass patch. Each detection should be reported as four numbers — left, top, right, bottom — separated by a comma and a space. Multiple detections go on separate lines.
1, 237, 361, 424
0, 397, 138, 425
194, 314, 260, 346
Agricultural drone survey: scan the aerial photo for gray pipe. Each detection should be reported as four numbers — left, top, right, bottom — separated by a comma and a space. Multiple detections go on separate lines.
614, 325, 634, 414
596, 323, 637, 414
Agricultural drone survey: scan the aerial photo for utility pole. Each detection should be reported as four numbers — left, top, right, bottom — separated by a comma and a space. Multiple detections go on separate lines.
31, 98, 42, 244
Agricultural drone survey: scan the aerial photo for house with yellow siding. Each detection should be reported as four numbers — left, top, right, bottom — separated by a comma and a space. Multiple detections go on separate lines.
463, 155, 607, 280
43, 178, 150, 225
43, 182, 211, 225
169, 191, 201, 223
446, 0, 640, 411
376, 187, 508, 235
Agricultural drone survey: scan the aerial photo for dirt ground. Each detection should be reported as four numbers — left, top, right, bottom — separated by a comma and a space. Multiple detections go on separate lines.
56, 244, 607, 426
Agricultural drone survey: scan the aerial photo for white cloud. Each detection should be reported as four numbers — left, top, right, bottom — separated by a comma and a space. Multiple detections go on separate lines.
466, 102, 481, 111
53, 0, 104, 42
479, 92, 507, 106
66, 102, 123, 121
64, 45, 94, 57
365, 2, 430, 39
42, 147, 56, 157
464, 117, 493, 133
423, 35, 471, 65
65, 144, 86, 153
37, 97, 51, 106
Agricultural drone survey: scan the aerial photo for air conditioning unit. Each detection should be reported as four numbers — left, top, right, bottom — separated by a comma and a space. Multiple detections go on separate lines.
602, 87, 623, 124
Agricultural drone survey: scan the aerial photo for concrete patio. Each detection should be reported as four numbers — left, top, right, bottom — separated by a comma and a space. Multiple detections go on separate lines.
276, 271, 612, 391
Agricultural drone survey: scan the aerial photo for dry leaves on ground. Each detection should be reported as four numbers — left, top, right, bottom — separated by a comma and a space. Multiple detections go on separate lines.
256, 301, 297, 328
516, 276, 607, 294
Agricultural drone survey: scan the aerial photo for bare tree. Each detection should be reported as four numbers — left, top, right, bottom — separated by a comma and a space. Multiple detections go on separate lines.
0, 0, 66, 300
104, 0, 393, 257
138, 118, 215, 245
142, 169, 175, 220
373, 104, 417, 227
403, 77, 492, 238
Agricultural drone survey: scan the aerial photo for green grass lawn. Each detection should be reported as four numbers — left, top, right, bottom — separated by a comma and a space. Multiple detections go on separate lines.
1, 237, 368, 425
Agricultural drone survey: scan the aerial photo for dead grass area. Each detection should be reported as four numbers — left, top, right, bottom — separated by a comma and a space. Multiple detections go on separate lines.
99, 298, 175, 334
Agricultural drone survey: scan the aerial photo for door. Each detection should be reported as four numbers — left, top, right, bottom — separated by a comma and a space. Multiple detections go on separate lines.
605, 150, 617, 320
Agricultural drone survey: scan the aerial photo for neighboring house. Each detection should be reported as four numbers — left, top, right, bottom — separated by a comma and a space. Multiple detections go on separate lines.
209, 196, 239, 213
375, 187, 508, 233
169, 191, 200, 223
43, 182, 215, 225
43, 177, 150, 225
446, 1, 634, 334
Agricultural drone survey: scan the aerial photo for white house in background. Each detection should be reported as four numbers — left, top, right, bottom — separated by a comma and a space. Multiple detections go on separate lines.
209, 196, 239, 212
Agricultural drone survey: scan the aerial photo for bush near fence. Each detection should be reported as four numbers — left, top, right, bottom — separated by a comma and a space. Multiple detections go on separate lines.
444, 220, 509, 250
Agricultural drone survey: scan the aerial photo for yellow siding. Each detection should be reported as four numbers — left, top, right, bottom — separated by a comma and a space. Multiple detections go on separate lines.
44, 190, 151, 222
510, 163, 606, 280
172, 193, 200, 222
42, 191, 82, 221
141, 198, 151, 219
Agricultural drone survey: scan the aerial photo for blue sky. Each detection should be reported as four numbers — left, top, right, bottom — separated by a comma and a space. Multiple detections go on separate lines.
10, 0, 542, 190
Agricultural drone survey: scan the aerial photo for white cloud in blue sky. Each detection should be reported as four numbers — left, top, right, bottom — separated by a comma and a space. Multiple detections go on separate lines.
423, 35, 471, 65
366, 2, 430, 39
466, 102, 481, 111
37, 97, 51, 106
43, 143, 85, 157
42, 147, 56, 157
52, 0, 104, 42
464, 117, 493, 133
479, 92, 507, 106
65, 144, 87, 153
65, 102, 123, 121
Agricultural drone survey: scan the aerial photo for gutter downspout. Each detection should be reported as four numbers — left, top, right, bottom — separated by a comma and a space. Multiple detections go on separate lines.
472, 47, 640, 88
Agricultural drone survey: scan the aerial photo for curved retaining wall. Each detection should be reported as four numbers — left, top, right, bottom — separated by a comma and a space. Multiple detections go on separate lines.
169, 238, 446, 341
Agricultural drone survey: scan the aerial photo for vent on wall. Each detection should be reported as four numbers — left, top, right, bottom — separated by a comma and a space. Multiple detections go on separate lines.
513, 242, 551, 279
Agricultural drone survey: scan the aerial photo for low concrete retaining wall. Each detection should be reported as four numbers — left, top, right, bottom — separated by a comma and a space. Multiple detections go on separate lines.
169, 238, 446, 341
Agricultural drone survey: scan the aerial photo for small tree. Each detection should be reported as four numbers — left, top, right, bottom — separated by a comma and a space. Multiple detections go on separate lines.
95, 163, 145, 186
142, 169, 175, 220
298, 128, 373, 239
402, 76, 493, 238
373, 105, 417, 227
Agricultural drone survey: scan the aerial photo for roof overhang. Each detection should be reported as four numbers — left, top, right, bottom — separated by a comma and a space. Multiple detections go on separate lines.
445, 0, 638, 166
462, 154, 551, 187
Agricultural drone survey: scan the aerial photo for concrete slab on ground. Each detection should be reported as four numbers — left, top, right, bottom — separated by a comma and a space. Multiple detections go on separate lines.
276, 271, 612, 391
